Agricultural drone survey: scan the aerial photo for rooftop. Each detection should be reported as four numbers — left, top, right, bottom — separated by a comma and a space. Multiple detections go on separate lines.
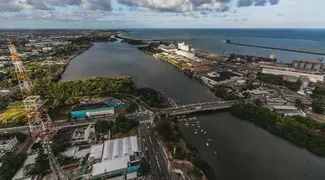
102, 136, 139, 161
90, 144, 104, 160
91, 156, 129, 177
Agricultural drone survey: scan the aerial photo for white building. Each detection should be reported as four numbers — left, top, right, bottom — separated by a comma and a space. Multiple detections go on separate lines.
175, 50, 195, 60
201, 76, 218, 88
262, 68, 324, 83
207, 71, 220, 78
178, 42, 190, 52
89, 136, 141, 180
42, 47, 53, 51
0, 137, 19, 152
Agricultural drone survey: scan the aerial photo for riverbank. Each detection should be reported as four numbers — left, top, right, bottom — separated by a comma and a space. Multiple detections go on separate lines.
155, 116, 216, 179
229, 103, 325, 157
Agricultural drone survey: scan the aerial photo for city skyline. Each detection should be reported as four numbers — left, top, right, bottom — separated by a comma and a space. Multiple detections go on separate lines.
0, 0, 324, 29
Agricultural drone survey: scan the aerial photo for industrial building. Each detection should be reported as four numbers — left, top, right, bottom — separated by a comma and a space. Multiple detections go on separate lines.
88, 136, 142, 180
292, 59, 323, 71
271, 105, 306, 117
0, 136, 19, 152
71, 107, 114, 119
175, 50, 195, 60
261, 68, 324, 83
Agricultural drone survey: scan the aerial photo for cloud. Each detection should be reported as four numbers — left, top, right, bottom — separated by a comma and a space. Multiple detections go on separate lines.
0, 0, 112, 12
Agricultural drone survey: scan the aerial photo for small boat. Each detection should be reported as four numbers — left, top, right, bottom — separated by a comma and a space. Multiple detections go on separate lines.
195, 129, 198, 131
194, 132, 198, 134
204, 131, 207, 134
214, 151, 218, 155
201, 130, 204, 132
206, 143, 209, 147
197, 126, 200, 128
192, 124, 195, 127
185, 123, 189, 126
193, 117, 197, 120
208, 139, 212, 141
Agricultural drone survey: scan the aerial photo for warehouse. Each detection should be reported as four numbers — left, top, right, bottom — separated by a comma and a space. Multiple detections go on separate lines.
89, 136, 142, 180
71, 107, 114, 119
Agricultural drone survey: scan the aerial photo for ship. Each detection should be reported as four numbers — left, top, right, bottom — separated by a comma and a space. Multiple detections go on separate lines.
229, 53, 277, 63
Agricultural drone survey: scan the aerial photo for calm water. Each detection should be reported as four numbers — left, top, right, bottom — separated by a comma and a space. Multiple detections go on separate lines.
126, 29, 325, 63
62, 29, 325, 180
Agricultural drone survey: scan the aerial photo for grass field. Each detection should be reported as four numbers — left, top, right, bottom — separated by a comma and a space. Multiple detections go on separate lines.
0, 108, 26, 125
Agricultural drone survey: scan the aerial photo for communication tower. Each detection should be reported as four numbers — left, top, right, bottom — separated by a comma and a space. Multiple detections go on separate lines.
8, 39, 66, 180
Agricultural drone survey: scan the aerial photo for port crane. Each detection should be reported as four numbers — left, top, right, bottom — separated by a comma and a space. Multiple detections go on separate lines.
8, 39, 66, 180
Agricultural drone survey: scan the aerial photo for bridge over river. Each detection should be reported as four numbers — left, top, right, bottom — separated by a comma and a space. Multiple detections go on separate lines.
156, 100, 236, 116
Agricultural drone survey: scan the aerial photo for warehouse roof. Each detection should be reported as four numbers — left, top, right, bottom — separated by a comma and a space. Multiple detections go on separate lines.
91, 156, 129, 177
90, 144, 104, 160
102, 136, 139, 161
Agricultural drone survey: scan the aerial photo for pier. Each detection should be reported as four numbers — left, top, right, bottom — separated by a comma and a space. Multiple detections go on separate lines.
226, 40, 325, 56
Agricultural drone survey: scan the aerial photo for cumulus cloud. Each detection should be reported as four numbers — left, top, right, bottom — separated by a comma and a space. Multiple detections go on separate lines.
118, 0, 280, 13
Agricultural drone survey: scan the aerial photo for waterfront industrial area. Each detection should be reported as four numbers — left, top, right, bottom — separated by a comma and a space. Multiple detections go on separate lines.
0, 29, 325, 180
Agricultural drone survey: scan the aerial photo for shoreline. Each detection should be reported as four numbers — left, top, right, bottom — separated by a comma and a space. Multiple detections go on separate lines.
60, 43, 94, 78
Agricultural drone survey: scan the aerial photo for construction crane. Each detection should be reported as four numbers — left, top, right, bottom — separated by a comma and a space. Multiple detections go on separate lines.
8, 39, 66, 180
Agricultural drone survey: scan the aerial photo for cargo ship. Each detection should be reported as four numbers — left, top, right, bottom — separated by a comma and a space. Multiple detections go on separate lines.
229, 53, 277, 63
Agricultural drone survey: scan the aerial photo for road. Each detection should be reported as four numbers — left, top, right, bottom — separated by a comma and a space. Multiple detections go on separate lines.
139, 123, 170, 180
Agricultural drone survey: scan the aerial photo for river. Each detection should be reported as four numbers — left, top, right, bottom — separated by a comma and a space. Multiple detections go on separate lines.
61, 42, 325, 180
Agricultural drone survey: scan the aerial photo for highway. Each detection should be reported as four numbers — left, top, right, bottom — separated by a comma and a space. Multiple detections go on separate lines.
139, 122, 170, 180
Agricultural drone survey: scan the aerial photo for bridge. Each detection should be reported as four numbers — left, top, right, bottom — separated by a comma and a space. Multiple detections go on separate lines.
157, 100, 236, 116
0, 100, 236, 133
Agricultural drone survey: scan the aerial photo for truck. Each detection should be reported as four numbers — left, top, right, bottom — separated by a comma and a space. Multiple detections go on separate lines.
195, 106, 202, 110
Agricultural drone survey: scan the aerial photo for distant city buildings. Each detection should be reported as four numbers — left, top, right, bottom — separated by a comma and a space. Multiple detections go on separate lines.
262, 68, 324, 83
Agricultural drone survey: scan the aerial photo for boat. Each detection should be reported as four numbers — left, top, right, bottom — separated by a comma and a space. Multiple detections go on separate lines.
208, 139, 212, 141
204, 131, 207, 134
185, 123, 189, 126
192, 124, 195, 127
194, 132, 198, 134
214, 151, 218, 155
201, 130, 204, 132
206, 143, 209, 147
197, 126, 200, 128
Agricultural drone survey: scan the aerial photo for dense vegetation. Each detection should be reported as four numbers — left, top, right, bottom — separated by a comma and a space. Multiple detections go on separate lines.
155, 117, 216, 179
115, 35, 147, 45
0, 153, 27, 180
229, 103, 325, 156
125, 102, 138, 113
0, 132, 27, 142
95, 115, 139, 134
34, 77, 135, 100
134, 88, 169, 108
311, 85, 325, 114
214, 85, 240, 100
138, 158, 150, 175
257, 73, 301, 91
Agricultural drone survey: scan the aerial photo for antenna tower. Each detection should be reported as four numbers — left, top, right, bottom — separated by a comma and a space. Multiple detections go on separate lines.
8, 39, 66, 180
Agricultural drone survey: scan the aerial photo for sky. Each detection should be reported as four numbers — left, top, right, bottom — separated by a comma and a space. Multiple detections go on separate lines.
0, 0, 324, 29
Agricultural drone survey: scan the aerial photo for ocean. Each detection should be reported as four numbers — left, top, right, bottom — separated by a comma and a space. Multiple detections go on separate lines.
125, 28, 325, 63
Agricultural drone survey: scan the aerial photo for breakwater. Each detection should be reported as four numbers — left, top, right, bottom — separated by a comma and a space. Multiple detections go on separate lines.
226, 40, 325, 56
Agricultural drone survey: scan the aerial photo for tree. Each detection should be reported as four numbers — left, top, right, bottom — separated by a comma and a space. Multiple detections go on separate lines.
95, 120, 112, 133
312, 102, 325, 114
0, 153, 27, 180
253, 99, 264, 106
295, 99, 302, 109
138, 158, 150, 175
126, 102, 138, 113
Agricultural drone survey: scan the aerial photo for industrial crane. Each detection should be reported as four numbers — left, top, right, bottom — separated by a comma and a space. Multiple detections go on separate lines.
8, 39, 66, 180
